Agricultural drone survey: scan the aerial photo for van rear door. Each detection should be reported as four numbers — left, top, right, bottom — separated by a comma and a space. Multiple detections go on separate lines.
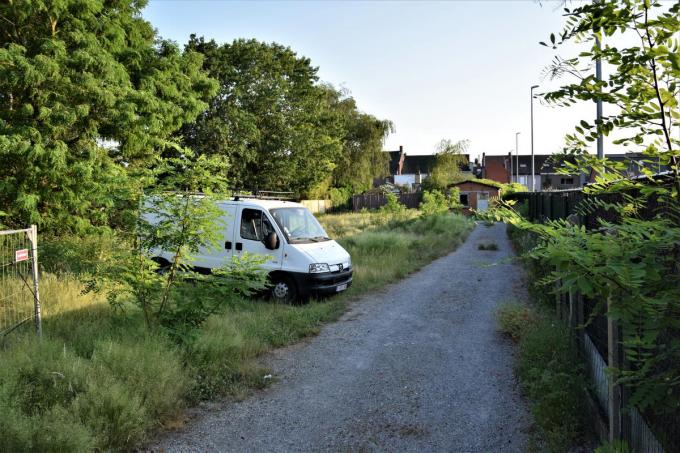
235, 206, 283, 271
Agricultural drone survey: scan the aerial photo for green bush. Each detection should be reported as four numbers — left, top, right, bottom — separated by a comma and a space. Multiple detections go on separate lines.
328, 186, 353, 210
420, 190, 449, 216
41, 233, 119, 275
380, 192, 406, 214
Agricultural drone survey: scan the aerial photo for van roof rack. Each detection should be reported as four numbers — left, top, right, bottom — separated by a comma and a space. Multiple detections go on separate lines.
230, 189, 296, 201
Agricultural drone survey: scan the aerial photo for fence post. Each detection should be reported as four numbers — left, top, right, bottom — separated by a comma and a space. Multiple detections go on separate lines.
29, 224, 42, 337
576, 291, 585, 350
555, 274, 562, 320
607, 296, 621, 442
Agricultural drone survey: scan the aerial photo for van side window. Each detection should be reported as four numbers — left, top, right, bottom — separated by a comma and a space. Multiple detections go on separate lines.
240, 209, 263, 241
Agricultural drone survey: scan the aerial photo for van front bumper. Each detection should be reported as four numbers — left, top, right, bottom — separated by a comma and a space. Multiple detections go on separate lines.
291, 268, 353, 297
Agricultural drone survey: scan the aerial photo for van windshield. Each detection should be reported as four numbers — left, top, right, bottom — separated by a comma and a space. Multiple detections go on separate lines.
269, 207, 329, 243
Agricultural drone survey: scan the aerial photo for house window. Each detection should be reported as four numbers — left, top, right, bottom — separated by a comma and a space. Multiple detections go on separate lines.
560, 177, 574, 185
460, 193, 469, 207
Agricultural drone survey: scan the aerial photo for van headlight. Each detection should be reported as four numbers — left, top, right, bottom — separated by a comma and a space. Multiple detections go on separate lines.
309, 263, 330, 273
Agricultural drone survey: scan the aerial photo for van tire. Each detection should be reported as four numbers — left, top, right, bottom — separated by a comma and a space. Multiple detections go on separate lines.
270, 275, 298, 304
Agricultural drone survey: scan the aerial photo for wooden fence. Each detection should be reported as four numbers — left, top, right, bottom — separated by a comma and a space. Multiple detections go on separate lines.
351, 192, 422, 211
299, 199, 333, 214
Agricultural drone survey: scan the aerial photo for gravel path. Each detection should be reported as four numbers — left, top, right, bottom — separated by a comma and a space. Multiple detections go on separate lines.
154, 222, 532, 452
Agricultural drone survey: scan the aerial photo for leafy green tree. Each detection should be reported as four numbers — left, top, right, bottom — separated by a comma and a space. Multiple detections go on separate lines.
542, 0, 679, 179
180, 36, 343, 195
322, 85, 394, 194
0, 0, 216, 234
91, 149, 267, 342
427, 139, 470, 190
420, 190, 449, 216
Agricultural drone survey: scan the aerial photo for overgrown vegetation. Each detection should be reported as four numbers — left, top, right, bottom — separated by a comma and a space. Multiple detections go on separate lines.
0, 210, 472, 450
0, 1, 394, 235
515, 311, 588, 452
419, 188, 462, 216
496, 231, 589, 452
484, 1, 680, 449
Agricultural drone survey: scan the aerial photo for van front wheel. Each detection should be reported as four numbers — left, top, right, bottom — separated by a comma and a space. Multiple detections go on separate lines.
270, 275, 298, 304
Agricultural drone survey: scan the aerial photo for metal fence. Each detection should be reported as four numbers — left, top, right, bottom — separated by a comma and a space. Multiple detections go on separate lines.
0, 225, 41, 337
557, 288, 668, 453
351, 192, 422, 211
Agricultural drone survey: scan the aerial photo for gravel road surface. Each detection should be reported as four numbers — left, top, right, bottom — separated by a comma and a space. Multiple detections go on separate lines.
154, 222, 532, 452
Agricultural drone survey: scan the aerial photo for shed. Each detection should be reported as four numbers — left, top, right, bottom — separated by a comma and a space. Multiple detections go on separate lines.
449, 180, 501, 214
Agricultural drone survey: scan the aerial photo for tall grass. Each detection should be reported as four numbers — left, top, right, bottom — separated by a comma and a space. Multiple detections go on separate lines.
501, 225, 590, 452
0, 210, 473, 451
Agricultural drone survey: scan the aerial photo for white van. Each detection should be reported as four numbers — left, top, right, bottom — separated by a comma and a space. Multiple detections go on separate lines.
148, 196, 352, 303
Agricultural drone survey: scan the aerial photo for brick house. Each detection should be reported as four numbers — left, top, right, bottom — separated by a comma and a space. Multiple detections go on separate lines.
481, 152, 582, 191
449, 180, 501, 215
384, 146, 473, 191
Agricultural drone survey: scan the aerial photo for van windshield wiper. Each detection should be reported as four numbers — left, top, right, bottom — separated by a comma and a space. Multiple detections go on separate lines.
290, 236, 328, 243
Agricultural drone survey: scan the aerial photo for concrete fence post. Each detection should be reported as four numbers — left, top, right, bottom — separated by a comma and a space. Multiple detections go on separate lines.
29, 224, 42, 337
607, 295, 621, 442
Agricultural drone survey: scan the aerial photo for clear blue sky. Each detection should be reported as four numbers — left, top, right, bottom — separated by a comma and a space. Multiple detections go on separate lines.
143, 0, 598, 161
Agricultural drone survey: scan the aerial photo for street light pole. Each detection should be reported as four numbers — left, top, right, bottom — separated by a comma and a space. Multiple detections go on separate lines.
515, 132, 521, 184
596, 37, 604, 160
531, 85, 539, 191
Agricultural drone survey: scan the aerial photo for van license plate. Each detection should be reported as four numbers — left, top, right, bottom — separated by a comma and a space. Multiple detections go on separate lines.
336, 284, 347, 292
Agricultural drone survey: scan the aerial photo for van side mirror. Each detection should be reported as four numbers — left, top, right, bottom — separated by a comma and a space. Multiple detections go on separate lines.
264, 232, 279, 250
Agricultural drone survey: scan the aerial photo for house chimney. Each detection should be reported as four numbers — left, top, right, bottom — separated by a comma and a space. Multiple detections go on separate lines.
397, 146, 405, 175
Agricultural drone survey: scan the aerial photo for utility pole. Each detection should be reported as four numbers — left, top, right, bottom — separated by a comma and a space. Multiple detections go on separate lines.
595, 19, 604, 159
515, 132, 521, 184
531, 85, 539, 191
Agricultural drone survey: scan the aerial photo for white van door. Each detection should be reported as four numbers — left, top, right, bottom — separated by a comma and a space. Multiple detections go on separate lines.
235, 207, 284, 271
192, 204, 237, 269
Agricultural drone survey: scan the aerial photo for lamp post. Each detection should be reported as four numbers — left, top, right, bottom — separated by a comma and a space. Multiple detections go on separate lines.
531, 85, 539, 191
515, 132, 521, 184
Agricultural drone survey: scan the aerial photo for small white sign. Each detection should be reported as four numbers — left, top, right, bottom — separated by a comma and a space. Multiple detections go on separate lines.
15, 249, 29, 262
336, 283, 348, 292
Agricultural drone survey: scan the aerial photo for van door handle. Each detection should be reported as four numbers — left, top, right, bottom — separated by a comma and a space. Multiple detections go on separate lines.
225, 241, 232, 250
235, 242, 243, 251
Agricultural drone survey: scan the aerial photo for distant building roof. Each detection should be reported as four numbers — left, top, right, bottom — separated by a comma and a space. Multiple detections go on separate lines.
606, 152, 667, 176
385, 147, 470, 175
402, 154, 437, 174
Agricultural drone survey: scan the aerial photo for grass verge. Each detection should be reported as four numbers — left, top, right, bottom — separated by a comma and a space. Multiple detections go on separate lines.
498, 225, 590, 452
1, 210, 473, 451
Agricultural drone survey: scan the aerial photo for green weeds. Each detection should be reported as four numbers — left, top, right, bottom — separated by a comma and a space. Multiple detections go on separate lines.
500, 225, 590, 452
0, 210, 472, 450
477, 242, 498, 251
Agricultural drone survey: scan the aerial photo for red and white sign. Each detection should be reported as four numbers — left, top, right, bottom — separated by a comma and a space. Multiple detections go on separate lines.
15, 249, 29, 262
